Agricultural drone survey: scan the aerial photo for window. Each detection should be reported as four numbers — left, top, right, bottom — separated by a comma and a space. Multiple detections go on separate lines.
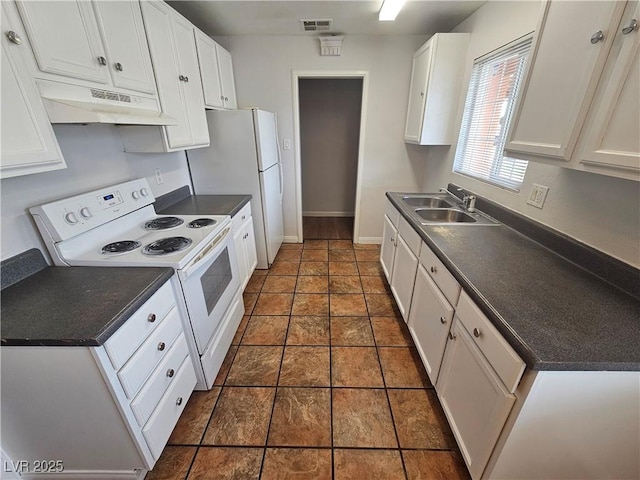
453, 36, 532, 191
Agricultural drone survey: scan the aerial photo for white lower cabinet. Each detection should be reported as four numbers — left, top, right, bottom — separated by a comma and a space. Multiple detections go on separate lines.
232, 202, 258, 290
437, 319, 517, 479
380, 199, 420, 322
0, 279, 196, 478
408, 264, 455, 384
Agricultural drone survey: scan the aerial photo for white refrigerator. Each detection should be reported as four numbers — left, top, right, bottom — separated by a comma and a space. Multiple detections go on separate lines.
187, 108, 284, 269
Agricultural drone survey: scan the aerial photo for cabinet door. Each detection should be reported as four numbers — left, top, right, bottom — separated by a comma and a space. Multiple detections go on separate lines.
244, 219, 258, 278
92, 1, 156, 94
580, 1, 640, 178
1, 4, 65, 179
389, 234, 419, 322
408, 265, 454, 385
380, 215, 397, 283
172, 14, 209, 147
505, 1, 627, 162
194, 30, 224, 109
217, 44, 237, 109
15, 0, 109, 84
141, 1, 191, 149
404, 42, 432, 142
438, 320, 516, 480
234, 227, 249, 290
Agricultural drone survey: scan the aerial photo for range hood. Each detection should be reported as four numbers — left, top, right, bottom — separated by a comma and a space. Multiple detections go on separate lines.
37, 79, 177, 126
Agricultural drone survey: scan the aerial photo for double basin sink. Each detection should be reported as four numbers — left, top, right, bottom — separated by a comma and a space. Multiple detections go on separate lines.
399, 193, 499, 226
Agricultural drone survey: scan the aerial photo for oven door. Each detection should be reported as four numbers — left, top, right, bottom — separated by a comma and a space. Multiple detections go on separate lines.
177, 225, 241, 354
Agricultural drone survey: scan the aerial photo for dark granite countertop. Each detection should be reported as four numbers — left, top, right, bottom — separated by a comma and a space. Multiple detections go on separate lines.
1, 265, 175, 347
154, 186, 251, 217
387, 192, 640, 371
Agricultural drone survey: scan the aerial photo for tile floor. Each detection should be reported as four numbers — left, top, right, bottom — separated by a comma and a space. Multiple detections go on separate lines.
147, 240, 470, 480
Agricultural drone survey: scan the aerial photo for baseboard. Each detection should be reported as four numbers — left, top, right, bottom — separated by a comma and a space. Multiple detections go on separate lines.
356, 237, 382, 245
18, 470, 146, 480
302, 211, 354, 217
283, 236, 301, 243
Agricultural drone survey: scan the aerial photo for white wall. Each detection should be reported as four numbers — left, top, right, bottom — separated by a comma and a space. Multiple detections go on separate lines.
421, 0, 640, 268
220, 34, 430, 242
1, 125, 191, 262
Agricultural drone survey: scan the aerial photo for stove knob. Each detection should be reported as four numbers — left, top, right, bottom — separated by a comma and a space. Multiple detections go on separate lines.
64, 212, 79, 225
79, 207, 92, 219
132, 191, 141, 200
140, 188, 149, 197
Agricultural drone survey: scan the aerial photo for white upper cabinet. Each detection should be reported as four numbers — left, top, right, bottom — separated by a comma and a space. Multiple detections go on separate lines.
15, 0, 157, 96
1, 2, 65, 179
404, 33, 469, 145
92, 1, 156, 94
505, 0, 639, 181
194, 29, 237, 110
124, 0, 209, 152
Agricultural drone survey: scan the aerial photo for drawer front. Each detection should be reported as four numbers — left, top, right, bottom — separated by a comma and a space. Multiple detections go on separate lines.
143, 356, 196, 460
456, 291, 525, 393
105, 281, 176, 370
118, 306, 183, 399
398, 215, 421, 255
232, 202, 251, 232
130, 333, 190, 427
384, 199, 400, 227
419, 243, 461, 306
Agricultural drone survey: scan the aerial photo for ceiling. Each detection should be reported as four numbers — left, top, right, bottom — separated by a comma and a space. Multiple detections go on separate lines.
167, 1, 486, 37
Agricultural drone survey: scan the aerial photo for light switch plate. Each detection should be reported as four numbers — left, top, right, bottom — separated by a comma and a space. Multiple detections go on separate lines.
283, 139, 292, 150
527, 183, 549, 209
154, 168, 163, 185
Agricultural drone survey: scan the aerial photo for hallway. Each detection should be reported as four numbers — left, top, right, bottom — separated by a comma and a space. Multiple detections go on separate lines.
148, 240, 469, 479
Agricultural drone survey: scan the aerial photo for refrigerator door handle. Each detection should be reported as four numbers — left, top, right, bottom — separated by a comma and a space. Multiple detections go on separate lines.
278, 161, 284, 197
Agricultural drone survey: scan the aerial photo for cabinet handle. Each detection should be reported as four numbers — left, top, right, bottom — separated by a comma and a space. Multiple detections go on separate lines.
221, 95, 225, 100
148, 313, 156, 323
622, 18, 638, 35
448, 331, 456, 340
224, 96, 229, 101
166, 368, 175, 378
590, 30, 604, 44
179, 74, 186, 82
440, 316, 447, 324
6, 31, 22, 45
114, 62, 123, 71
157, 342, 166, 351
97, 56, 107, 66
473, 327, 482, 338
184, 76, 189, 83
176, 397, 183, 406
430, 265, 437, 274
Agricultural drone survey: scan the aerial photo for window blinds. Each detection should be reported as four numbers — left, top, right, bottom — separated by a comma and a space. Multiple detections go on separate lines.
453, 36, 532, 191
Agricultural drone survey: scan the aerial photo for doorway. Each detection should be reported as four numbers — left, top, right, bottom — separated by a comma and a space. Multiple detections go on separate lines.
292, 71, 368, 243
299, 78, 362, 239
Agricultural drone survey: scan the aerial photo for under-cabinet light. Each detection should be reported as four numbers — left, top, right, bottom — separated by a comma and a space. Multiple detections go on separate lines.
379, 0, 406, 21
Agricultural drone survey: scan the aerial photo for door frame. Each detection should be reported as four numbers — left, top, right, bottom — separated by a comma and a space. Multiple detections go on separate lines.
291, 70, 369, 243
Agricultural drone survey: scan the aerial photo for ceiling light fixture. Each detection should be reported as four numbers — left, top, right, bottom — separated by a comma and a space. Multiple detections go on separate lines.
378, 0, 406, 21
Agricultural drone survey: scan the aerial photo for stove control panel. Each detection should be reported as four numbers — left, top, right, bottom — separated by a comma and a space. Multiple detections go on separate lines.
29, 178, 156, 242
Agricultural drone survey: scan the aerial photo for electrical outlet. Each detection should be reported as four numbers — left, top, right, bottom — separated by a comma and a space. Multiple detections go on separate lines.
283, 139, 292, 150
154, 168, 163, 185
527, 183, 549, 209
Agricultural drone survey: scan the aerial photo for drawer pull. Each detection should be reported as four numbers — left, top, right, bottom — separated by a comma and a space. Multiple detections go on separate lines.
440, 316, 447, 324
176, 397, 183, 406
148, 313, 156, 323
448, 331, 456, 340
590, 30, 604, 44
473, 327, 482, 338
166, 368, 175, 378
157, 342, 166, 351
430, 265, 437, 274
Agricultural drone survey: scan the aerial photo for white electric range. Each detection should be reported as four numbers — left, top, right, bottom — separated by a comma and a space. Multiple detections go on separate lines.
29, 178, 243, 390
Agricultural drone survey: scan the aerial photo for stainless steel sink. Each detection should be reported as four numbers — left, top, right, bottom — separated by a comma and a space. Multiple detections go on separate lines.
402, 196, 452, 208
414, 208, 476, 223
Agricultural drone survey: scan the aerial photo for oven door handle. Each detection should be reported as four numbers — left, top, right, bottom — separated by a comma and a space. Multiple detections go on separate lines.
181, 226, 231, 278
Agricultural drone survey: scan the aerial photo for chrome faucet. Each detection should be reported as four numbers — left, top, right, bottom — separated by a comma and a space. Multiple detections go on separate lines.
461, 194, 476, 212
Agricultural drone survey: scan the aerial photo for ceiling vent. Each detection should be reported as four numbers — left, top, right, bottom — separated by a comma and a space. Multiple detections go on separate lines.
300, 19, 333, 32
